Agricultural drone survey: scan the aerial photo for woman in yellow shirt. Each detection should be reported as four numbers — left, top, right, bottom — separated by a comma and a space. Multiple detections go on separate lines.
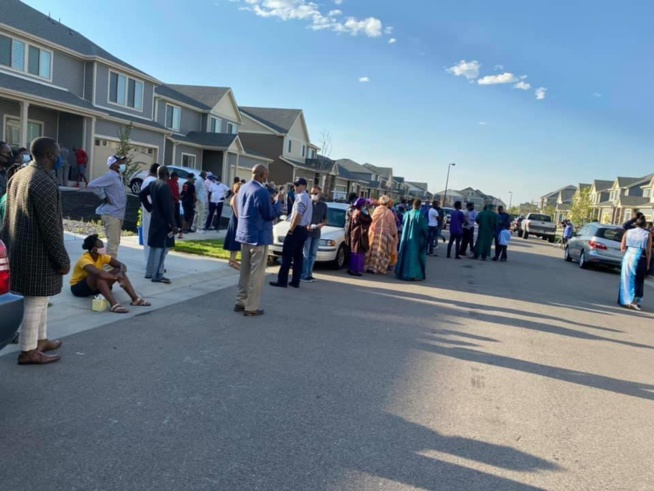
70, 234, 151, 313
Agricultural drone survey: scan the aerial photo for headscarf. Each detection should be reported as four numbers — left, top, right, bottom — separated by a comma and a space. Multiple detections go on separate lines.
354, 198, 366, 209
379, 195, 391, 206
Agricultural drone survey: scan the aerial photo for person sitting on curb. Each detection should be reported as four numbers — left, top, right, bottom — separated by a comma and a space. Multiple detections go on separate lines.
70, 234, 151, 313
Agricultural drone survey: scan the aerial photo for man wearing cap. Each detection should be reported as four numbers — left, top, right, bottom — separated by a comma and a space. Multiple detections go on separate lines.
270, 177, 312, 288
88, 155, 128, 258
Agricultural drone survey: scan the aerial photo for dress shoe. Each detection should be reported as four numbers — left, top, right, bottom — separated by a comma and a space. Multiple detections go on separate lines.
289, 283, 300, 288
18, 349, 61, 365
234, 304, 245, 312
37, 339, 62, 352
269, 282, 287, 288
243, 309, 264, 317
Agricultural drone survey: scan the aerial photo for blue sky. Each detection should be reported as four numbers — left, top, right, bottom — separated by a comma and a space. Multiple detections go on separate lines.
25, 0, 654, 205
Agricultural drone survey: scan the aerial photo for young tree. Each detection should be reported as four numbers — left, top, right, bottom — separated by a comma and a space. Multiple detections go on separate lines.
319, 130, 332, 158
116, 123, 137, 186
569, 187, 594, 226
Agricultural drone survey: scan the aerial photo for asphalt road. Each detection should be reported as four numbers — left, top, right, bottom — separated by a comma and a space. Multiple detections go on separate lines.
1, 237, 653, 490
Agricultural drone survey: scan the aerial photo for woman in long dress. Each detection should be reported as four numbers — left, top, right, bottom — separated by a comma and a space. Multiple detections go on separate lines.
474, 204, 498, 260
223, 182, 242, 270
618, 216, 652, 311
366, 195, 398, 274
395, 199, 429, 281
345, 198, 372, 276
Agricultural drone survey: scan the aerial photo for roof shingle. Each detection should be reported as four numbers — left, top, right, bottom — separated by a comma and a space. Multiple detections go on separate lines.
240, 107, 302, 134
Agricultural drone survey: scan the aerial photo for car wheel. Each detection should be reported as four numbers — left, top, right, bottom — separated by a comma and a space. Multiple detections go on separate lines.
564, 247, 572, 262
579, 251, 588, 269
330, 244, 347, 270
523, 231, 529, 239
130, 179, 143, 194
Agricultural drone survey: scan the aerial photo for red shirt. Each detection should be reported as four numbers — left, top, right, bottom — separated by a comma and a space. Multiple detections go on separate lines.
168, 178, 180, 203
75, 148, 88, 165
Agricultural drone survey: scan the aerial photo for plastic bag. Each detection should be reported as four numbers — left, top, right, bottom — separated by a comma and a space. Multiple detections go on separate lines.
92, 294, 109, 312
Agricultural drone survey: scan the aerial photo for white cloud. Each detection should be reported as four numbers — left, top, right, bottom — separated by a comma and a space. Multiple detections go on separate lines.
388, 38, 397, 44
445, 60, 480, 80
477, 72, 518, 85
233, 0, 388, 38
535, 87, 547, 100
513, 81, 531, 90
359, 76, 370, 83
592, 92, 602, 98
478, 121, 487, 125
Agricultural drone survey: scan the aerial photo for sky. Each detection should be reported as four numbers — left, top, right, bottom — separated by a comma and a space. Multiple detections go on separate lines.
24, 0, 654, 205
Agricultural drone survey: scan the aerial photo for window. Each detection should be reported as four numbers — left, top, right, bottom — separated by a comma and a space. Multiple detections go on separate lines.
109, 71, 144, 110
210, 116, 221, 133
227, 122, 238, 134
0, 34, 51, 79
3, 117, 42, 147
27, 121, 42, 143
302, 145, 306, 157
644, 189, 652, 198
182, 154, 197, 168
287, 139, 292, 153
165, 104, 181, 131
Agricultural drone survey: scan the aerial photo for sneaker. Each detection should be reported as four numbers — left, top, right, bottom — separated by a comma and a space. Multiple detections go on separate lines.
301, 277, 315, 283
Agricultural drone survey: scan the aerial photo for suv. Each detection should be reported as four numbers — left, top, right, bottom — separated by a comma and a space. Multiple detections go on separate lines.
128, 165, 203, 195
520, 213, 556, 242
0, 240, 23, 350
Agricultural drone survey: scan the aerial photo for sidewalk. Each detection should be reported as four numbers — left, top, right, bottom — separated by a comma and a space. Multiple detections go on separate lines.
0, 230, 238, 357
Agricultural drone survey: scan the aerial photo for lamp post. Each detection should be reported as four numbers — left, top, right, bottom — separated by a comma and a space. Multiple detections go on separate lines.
442, 163, 456, 206
508, 191, 513, 211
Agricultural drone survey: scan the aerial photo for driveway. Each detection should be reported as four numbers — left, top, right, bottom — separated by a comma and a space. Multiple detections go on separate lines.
1, 238, 652, 490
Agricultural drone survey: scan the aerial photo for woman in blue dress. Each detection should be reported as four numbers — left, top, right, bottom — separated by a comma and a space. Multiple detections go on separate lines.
223, 182, 242, 270
618, 216, 652, 311
395, 199, 429, 281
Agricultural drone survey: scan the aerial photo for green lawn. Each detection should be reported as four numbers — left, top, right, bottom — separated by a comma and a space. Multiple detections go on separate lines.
174, 239, 239, 261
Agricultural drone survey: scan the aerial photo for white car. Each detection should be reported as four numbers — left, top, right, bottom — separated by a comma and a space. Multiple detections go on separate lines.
269, 202, 349, 269
128, 164, 203, 195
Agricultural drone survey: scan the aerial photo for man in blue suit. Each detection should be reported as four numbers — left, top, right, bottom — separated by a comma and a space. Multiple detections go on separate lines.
235, 164, 281, 317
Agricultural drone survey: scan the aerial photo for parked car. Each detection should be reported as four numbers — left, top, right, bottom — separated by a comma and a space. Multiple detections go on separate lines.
564, 223, 625, 269
0, 240, 24, 350
520, 213, 556, 242
443, 207, 454, 228
269, 202, 348, 269
511, 217, 524, 234
128, 165, 203, 195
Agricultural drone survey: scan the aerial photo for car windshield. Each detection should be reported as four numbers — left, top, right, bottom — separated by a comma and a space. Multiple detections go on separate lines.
327, 208, 346, 228
529, 214, 551, 222
596, 228, 625, 242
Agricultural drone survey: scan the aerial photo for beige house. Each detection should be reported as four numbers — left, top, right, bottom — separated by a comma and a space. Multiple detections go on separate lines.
596, 176, 652, 224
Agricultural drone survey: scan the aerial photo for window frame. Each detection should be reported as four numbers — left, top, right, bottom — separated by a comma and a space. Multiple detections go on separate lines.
210, 116, 222, 133
108, 70, 144, 110
181, 153, 197, 169
3, 115, 44, 148
0, 33, 52, 81
165, 103, 182, 132
226, 122, 238, 135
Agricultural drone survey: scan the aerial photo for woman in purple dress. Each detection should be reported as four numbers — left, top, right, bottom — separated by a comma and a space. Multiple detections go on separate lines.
345, 198, 372, 276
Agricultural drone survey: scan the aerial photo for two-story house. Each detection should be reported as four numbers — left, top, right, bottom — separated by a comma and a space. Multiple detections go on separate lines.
458, 187, 487, 209
588, 179, 613, 220
335, 159, 385, 198
598, 176, 651, 224
238, 107, 321, 187
553, 185, 579, 223
363, 163, 393, 197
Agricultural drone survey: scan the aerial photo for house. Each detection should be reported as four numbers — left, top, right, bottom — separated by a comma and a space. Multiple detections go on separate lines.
238, 106, 321, 187
406, 182, 432, 201
539, 185, 575, 214
391, 176, 410, 201
588, 179, 613, 220
335, 158, 385, 198
597, 176, 651, 225
458, 187, 487, 209
553, 185, 579, 223
363, 163, 393, 196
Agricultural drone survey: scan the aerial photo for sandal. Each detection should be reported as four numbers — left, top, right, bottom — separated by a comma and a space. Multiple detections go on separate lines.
131, 298, 151, 307
110, 303, 129, 314
229, 260, 241, 270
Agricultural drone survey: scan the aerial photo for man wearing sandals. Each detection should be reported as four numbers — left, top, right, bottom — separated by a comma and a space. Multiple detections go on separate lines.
70, 234, 151, 313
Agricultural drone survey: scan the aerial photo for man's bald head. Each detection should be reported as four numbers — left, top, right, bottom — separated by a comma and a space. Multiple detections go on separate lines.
252, 164, 269, 183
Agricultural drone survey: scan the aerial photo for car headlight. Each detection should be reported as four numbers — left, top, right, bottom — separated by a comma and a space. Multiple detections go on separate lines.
319, 239, 336, 247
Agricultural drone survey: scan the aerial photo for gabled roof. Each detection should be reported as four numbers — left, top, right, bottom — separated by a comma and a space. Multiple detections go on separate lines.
2, 0, 154, 80
615, 177, 642, 188
335, 159, 369, 174
363, 163, 392, 179
618, 196, 650, 207
334, 165, 367, 182
394, 176, 405, 184
542, 184, 576, 199
155, 85, 210, 111
169, 85, 231, 109
304, 155, 335, 173
592, 180, 614, 192
578, 183, 591, 191
408, 182, 430, 192
239, 107, 302, 134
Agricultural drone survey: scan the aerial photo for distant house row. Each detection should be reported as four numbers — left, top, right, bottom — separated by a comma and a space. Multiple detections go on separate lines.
540, 174, 654, 225
0, 1, 431, 201
431, 187, 506, 210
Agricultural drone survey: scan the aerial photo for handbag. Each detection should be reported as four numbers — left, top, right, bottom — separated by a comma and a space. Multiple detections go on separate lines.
91, 295, 109, 312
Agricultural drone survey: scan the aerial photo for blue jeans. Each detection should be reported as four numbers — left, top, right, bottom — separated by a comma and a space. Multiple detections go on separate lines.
146, 247, 168, 280
428, 226, 438, 254
302, 234, 321, 279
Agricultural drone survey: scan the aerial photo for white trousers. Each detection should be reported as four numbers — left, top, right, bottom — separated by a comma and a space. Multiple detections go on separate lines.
102, 215, 123, 259
20, 296, 49, 351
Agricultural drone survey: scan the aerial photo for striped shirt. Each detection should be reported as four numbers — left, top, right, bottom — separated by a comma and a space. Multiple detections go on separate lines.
88, 170, 127, 219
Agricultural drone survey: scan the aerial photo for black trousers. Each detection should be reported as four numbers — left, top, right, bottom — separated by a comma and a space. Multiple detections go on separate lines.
182, 203, 195, 231
205, 201, 224, 230
173, 202, 182, 230
447, 232, 463, 258
495, 245, 508, 261
460, 228, 474, 255
277, 227, 308, 286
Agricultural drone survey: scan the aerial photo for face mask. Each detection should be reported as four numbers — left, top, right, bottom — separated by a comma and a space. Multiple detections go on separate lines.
119, 163, 126, 173
23, 154, 30, 164
311, 194, 319, 202
53, 156, 64, 171
95, 247, 107, 256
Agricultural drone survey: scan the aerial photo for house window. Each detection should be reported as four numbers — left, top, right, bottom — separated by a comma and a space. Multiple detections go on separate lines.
181, 153, 197, 169
227, 122, 238, 134
3, 117, 42, 147
644, 189, 652, 198
210, 116, 221, 133
109, 71, 144, 110
287, 139, 292, 153
27, 121, 42, 143
165, 104, 181, 131
302, 145, 306, 158
0, 34, 51, 79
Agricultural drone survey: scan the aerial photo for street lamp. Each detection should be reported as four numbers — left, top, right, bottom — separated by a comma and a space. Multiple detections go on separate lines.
442, 163, 456, 206
508, 191, 513, 210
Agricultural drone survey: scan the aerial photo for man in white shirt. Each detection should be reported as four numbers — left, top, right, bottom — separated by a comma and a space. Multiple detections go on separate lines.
427, 201, 440, 256
193, 171, 208, 234
205, 176, 229, 231
460, 202, 478, 256
140, 163, 160, 263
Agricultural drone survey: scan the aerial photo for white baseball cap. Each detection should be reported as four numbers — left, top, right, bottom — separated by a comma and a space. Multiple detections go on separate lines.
107, 155, 126, 167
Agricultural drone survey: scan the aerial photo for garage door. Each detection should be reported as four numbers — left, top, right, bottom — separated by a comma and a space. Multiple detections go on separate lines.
91, 138, 158, 181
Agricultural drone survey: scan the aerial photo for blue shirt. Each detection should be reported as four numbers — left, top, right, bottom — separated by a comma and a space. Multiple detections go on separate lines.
449, 209, 465, 234
236, 180, 281, 246
289, 191, 312, 227
88, 170, 127, 219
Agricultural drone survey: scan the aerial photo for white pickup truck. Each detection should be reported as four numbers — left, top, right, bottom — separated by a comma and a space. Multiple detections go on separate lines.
519, 213, 557, 242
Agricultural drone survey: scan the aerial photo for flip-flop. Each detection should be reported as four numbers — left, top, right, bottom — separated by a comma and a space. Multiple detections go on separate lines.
131, 298, 151, 307
110, 303, 129, 314
229, 260, 241, 270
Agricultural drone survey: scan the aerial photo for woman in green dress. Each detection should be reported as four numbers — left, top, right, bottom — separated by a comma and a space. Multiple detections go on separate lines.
395, 199, 429, 281
474, 204, 499, 260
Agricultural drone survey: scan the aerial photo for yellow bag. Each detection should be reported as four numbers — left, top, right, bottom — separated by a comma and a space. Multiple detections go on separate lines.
92, 295, 109, 312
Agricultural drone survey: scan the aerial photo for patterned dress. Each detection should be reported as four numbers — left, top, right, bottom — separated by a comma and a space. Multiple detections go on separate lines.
366, 205, 398, 274
618, 227, 650, 306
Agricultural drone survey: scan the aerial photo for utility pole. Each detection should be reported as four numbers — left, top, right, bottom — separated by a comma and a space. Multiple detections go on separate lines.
442, 163, 456, 206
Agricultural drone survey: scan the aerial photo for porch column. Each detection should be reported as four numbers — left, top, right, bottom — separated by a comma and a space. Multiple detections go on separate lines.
172, 143, 178, 165
223, 152, 231, 184
19, 101, 30, 148
89, 117, 96, 179
234, 152, 239, 182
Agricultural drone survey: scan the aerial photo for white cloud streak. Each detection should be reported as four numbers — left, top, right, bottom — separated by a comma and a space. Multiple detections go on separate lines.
535, 87, 547, 100
513, 81, 531, 90
445, 60, 480, 80
388, 38, 396, 44
359, 76, 370, 83
478, 121, 487, 125
234, 0, 388, 38
477, 72, 518, 85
